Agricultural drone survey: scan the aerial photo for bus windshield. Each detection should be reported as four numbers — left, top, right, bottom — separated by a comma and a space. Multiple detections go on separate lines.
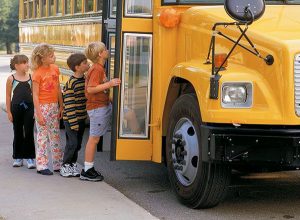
163, 0, 300, 4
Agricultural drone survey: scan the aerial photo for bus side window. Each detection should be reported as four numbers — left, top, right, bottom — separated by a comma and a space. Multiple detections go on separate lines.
65, 0, 71, 15
97, 0, 103, 12
29, 0, 34, 19
41, 0, 46, 17
85, 0, 94, 12
24, 1, 28, 19
35, 0, 40, 18
57, 0, 62, 16
74, 0, 82, 14
49, 0, 55, 16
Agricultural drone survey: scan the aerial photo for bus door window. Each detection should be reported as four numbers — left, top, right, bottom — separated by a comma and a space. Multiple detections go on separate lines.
120, 34, 152, 138
74, 0, 82, 14
125, 0, 152, 17
108, 34, 115, 80
110, 0, 117, 17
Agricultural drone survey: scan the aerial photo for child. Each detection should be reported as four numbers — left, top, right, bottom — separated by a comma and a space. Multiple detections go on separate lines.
5, 55, 36, 169
60, 53, 89, 177
31, 43, 63, 175
80, 42, 121, 181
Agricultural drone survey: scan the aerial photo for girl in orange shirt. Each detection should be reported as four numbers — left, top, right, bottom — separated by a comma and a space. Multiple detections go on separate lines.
31, 43, 63, 175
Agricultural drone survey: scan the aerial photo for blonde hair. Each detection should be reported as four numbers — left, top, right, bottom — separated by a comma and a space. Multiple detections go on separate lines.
31, 43, 54, 70
85, 42, 106, 63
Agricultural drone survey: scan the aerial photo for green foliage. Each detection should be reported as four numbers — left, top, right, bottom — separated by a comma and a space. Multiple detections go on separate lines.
0, 0, 19, 53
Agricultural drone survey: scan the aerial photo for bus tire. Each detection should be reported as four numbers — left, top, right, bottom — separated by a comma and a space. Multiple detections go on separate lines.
166, 93, 230, 208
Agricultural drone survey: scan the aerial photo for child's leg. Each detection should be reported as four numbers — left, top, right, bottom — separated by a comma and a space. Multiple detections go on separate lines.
84, 136, 100, 171
85, 136, 100, 162
11, 104, 24, 159
84, 108, 104, 171
63, 121, 78, 165
71, 120, 85, 164
23, 103, 35, 159
48, 103, 63, 170
36, 120, 50, 171
84, 106, 111, 171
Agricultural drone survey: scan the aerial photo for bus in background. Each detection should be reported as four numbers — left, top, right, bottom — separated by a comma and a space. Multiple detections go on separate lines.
20, 0, 300, 209
19, 0, 116, 83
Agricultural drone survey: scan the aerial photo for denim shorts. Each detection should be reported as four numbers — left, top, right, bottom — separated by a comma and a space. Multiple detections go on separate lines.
87, 104, 112, 137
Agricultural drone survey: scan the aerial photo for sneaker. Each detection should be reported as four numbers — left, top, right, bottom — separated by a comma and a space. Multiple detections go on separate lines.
71, 163, 80, 177
26, 159, 36, 169
60, 164, 73, 177
13, 159, 23, 167
80, 167, 104, 182
37, 169, 53, 175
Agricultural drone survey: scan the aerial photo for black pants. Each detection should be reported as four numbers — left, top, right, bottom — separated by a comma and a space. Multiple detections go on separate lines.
11, 103, 35, 159
63, 120, 85, 165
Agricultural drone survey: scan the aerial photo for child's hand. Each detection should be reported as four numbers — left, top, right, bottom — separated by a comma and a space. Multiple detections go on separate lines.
109, 78, 121, 87
36, 113, 46, 126
7, 112, 13, 123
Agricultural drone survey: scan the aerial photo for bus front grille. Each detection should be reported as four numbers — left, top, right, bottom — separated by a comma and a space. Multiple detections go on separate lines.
294, 54, 300, 116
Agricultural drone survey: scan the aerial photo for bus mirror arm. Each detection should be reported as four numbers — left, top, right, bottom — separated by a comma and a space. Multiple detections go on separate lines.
214, 30, 274, 66
206, 14, 274, 99
207, 22, 250, 99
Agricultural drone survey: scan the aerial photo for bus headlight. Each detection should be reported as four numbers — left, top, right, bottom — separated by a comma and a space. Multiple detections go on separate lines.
221, 82, 252, 108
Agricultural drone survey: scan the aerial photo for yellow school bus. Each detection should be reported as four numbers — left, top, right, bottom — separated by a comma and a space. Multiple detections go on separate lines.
19, 0, 300, 208
19, 0, 116, 83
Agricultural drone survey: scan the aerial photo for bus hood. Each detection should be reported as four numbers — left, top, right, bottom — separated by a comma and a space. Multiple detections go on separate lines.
182, 5, 300, 43
177, 5, 300, 124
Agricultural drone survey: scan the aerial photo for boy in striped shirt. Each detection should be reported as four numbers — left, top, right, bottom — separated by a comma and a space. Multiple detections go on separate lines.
60, 53, 89, 177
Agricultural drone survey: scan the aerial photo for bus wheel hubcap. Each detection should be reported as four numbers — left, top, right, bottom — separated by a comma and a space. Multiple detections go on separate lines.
171, 118, 199, 186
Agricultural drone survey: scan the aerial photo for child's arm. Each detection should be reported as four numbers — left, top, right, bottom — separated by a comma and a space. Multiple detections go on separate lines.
32, 81, 45, 125
57, 82, 63, 119
87, 78, 121, 94
5, 76, 13, 123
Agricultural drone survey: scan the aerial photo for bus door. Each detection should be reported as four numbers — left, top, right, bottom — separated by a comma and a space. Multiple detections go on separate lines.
111, 0, 153, 160
102, 0, 117, 80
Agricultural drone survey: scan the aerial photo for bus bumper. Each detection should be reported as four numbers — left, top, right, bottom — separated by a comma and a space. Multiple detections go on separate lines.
201, 124, 300, 169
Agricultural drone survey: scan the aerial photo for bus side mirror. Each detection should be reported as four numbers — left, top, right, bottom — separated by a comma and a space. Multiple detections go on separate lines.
224, 0, 265, 24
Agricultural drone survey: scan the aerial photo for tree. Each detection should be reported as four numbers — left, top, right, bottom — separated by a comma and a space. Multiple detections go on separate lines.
0, 0, 19, 54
